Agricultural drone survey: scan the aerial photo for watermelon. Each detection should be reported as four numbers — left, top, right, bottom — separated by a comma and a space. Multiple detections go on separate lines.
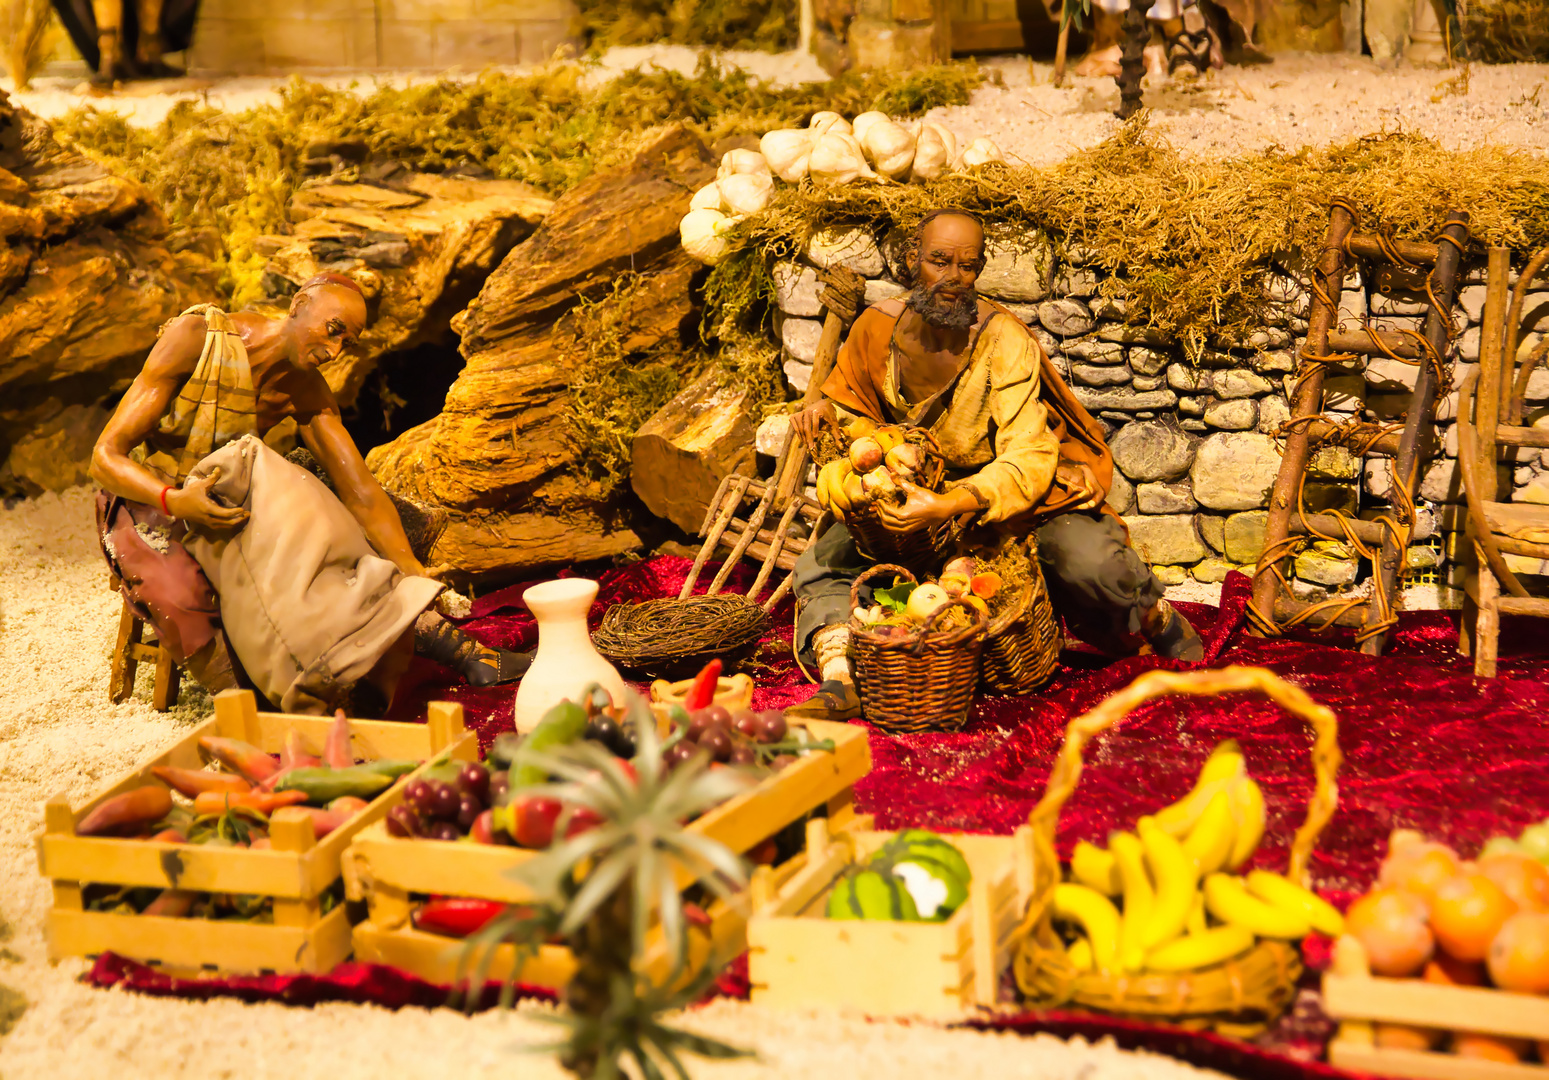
872, 830, 972, 922
826, 868, 920, 921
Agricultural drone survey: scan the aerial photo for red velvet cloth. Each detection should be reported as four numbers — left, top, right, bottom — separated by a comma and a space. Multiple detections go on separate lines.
85, 561, 1549, 1079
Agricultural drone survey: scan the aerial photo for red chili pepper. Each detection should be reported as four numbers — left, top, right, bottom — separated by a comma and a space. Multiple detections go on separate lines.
413, 897, 511, 938
281, 729, 322, 772
684, 659, 723, 711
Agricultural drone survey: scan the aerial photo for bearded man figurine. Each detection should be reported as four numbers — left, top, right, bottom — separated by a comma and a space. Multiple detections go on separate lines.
786, 210, 1202, 720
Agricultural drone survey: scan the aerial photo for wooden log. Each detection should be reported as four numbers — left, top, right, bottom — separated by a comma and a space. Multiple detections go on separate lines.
632, 369, 758, 535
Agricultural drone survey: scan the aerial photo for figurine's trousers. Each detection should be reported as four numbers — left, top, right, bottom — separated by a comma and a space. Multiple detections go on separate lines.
792, 513, 1164, 666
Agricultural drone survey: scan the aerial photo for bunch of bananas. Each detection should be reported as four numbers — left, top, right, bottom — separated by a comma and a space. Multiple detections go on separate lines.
1052, 740, 1344, 974
814, 422, 931, 519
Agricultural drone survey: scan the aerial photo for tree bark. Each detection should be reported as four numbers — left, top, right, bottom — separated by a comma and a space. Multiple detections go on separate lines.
631, 368, 759, 535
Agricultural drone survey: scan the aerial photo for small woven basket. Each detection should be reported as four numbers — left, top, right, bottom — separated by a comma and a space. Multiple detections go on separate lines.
817, 428, 957, 572
1012, 666, 1343, 1035
981, 543, 1061, 696
848, 564, 989, 734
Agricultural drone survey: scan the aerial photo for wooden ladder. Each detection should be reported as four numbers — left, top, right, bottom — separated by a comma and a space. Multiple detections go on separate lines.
1248, 200, 1471, 656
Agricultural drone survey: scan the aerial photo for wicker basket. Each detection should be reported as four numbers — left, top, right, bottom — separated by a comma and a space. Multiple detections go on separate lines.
1011, 666, 1343, 1035
848, 564, 989, 734
981, 543, 1061, 696
818, 428, 957, 573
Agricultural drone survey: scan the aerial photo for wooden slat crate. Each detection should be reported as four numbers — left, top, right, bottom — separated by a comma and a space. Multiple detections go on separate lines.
36, 689, 476, 975
343, 717, 871, 987
1325, 934, 1549, 1079
746, 820, 1035, 1018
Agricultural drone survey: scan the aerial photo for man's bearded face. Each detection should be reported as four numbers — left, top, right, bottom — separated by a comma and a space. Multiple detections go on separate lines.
907, 214, 985, 330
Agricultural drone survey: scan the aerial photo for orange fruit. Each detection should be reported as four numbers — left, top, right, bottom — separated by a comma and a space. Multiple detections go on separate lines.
1346, 888, 1434, 977
1379, 840, 1463, 904
1488, 911, 1549, 994
1423, 954, 1488, 987
1478, 852, 1549, 912
1430, 873, 1518, 962
1374, 1023, 1438, 1051
1453, 1033, 1529, 1062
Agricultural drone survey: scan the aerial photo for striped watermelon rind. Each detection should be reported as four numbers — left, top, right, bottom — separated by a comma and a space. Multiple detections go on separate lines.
825, 868, 921, 921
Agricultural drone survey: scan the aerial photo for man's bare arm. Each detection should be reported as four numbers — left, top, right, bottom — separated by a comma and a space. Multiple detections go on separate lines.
89, 315, 249, 529
299, 408, 426, 578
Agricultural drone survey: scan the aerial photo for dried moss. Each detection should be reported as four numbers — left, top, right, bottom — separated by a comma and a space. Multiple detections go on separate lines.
52, 58, 985, 306
577, 0, 796, 52
741, 113, 1549, 355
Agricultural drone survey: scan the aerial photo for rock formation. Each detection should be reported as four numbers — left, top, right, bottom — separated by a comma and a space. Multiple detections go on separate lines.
0, 89, 219, 496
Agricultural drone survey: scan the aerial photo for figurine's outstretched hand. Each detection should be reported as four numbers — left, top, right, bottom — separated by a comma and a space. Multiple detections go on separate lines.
169, 467, 249, 530
789, 399, 845, 455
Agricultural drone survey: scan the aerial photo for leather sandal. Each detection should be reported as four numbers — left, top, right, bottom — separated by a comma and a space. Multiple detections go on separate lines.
784, 679, 863, 722
416, 616, 532, 687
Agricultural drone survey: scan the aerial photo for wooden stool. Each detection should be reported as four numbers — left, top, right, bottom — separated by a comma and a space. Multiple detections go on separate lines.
108, 584, 181, 712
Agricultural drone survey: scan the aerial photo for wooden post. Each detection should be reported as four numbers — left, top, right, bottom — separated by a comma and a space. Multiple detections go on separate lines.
1360, 210, 1470, 655
214, 689, 261, 743
153, 647, 180, 712
1473, 549, 1500, 678
109, 603, 141, 704
1053, 15, 1073, 86
1250, 202, 1357, 632
426, 701, 465, 755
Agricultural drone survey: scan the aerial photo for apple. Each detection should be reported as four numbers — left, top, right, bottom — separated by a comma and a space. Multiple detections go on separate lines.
1519, 823, 1549, 864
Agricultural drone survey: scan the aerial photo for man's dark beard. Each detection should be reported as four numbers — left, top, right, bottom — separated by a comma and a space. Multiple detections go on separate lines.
906, 280, 977, 329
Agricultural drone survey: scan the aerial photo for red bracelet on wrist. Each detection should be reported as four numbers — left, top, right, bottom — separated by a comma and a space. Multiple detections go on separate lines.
159, 485, 173, 517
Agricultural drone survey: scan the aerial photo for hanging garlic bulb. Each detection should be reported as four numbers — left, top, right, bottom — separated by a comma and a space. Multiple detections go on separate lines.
924, 122, 957, 168
760, 129, 814, 183
955, 137, 1005, 171
861, 118, 916, 181
852, 111, 888, 147
910, 124, 951, 183
808, 131, 874, 184
690, 182, 723, 211
680, 207, 739, 266
719, 171, 774, 216
717, 148, 771, 181
809, 111, 853, 136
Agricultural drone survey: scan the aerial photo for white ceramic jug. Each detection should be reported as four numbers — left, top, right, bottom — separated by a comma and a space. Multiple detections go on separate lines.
512, 578, 627, 734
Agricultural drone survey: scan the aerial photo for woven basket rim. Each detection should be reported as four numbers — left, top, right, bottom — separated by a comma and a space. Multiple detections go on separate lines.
849, 563, 990, 650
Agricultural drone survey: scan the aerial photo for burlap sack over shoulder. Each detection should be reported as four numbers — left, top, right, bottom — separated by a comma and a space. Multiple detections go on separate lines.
182, 435, 443, 713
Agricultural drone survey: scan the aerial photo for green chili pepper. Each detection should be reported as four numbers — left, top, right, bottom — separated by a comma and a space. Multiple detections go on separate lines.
355, 759, 421, 780
276, 765, 394, 804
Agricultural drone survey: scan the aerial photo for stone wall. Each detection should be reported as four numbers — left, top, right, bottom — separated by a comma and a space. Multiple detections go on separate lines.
761, 223, 1549, 602
187, 0, 579, 73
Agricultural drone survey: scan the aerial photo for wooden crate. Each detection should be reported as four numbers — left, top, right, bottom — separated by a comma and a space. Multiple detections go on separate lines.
1325, 934, 1549, 1079
343, 717, 871, 987
745, 819, 1034, 1018
36, 689, 476, 975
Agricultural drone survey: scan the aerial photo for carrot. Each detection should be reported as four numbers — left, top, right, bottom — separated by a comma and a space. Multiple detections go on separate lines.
193, 789, 308, 816
76, 786, 174, 837
249, 837, 272, 849
142, 889, 196, 917
323, 709, 353, 769
281, 730, 321, 772
198, 736, 280, 783
151, 765, 251, 798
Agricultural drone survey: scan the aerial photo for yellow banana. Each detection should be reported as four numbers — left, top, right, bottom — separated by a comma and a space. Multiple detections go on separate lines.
1067, 936, 1095, 972
1070, 841, 1121, 896
1226, 775, 1266, 870
1182, 786, 1236, 876
1146, 925, 1256, 972
1139, 816, 1198, 950
1110, 831, 1153, 971
1154, 741, 1246, 837
1204, 873, 1311, 939
1186, 889, 1207, 936
1246, 870, 1345, 937
1050, 883, 1121, 974
819, 459, 854, 512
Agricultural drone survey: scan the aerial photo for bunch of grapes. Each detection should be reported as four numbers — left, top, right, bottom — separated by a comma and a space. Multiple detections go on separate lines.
386, 761, 507, 842
663, 705, 798, 772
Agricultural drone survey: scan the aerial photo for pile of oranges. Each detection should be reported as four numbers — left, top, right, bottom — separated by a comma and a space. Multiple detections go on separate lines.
1344, 829, 1549, 1063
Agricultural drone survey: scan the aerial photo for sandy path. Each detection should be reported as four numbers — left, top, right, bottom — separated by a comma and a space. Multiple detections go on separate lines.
0, 485, 1229, 1079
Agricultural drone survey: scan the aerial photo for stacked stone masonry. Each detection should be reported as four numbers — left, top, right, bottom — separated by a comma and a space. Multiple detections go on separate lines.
765, 224, 1549, 603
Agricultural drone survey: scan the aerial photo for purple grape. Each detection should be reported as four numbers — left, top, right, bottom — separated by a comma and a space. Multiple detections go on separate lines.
663, 742, 697, 770
386, 804, 423, 838
429, 821, 461, 842
428, 780, 461, 820
731, 709, 761, 738
457, 762, 490, 803
686, 710, 714, 742
704, 705, 732, 729
456, 794, 482, 831
405, 779, 435, 815
728, 744, 757, 767
699, 726, 733, 763
489, 770, 510, 804
758, 711, 788, 744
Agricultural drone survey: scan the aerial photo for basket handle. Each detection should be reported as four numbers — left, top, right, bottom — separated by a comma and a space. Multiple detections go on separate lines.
1027, 666, 1341, 898
848, 563, 915, 612
909, 596, 990, 654
986, 581, 1036, 637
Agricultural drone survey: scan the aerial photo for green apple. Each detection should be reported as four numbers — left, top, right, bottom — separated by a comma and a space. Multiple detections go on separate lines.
1518, 823, 1549, 863
1480, 835, 1521, 859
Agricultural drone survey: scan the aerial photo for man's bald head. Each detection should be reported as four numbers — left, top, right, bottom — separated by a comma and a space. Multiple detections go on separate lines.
285, 272, 367, 370
905, 210, 985, 329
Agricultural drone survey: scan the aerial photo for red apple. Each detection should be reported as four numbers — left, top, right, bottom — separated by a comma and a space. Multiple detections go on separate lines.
510, 795, 563, 848
564, 804, 606, 839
